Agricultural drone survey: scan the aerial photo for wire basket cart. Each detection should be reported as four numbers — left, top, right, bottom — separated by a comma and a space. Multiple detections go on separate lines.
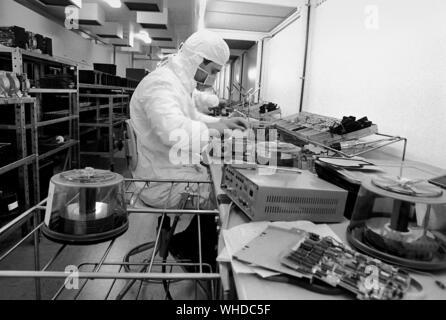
0, 177, 222, 300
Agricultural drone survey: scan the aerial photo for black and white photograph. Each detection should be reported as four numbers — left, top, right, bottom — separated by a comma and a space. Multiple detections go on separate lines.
0, 0, 445, 307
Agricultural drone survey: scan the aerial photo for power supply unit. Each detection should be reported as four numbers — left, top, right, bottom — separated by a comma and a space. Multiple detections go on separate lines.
221, 165, 347, 222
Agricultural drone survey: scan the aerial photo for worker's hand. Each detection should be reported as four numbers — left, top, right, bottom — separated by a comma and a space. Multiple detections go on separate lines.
220, 117, 250, 131
206, 117, 250, 138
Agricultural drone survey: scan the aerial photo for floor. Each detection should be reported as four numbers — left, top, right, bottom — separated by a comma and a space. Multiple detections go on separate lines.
0, 155, 212, 300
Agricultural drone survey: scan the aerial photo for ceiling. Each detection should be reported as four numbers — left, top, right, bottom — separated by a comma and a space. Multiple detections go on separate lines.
17, 0, 198, 56
205, 0, 295, 33
17, 0, 298, 57
203, 0, 297, 53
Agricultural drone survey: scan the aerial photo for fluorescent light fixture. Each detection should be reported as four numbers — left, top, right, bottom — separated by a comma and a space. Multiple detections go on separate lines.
102, 0, 121, 8
197, 0, 207, 30
134, 31, 152, 44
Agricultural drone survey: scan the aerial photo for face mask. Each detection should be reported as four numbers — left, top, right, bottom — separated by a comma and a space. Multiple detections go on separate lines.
195, 66, 216, 88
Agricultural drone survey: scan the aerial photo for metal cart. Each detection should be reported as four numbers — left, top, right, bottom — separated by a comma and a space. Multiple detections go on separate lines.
0, 178, 221, 300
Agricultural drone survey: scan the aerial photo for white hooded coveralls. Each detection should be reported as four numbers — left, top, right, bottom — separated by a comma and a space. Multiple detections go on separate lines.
130, 30, 230, 233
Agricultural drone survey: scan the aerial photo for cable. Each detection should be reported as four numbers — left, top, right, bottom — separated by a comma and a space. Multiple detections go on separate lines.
122, 242, 182, 285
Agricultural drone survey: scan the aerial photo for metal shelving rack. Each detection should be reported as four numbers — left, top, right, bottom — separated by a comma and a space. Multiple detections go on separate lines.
32, 89, 80, 171
0, 45, 80, 200
79, 83, 137, 92
274, 114, 408, 161
0, 97, 39, 222
0, 178, 221, 300
77, 71, 137, 171
79, 92, 130, 171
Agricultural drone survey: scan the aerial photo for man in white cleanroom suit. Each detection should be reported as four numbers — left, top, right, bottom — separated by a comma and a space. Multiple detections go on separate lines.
130, 30, 248, 268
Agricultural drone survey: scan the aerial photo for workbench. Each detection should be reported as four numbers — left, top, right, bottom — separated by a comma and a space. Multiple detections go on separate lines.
209, 159, 446, 300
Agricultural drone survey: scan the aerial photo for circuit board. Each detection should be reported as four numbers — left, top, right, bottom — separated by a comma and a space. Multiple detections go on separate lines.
274, 112, 378, 146
281, 232, 412, 300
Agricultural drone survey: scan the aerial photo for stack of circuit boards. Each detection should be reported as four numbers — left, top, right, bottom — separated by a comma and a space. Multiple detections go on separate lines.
273, 112, 378, 147
281, 232, 412, 299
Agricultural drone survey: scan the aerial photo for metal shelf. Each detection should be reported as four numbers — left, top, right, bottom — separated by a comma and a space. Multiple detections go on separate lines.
325, 133, 407, 158
0, 45, 77, 66
80, 150, 122, 157
277, 126, 407, 161
37, 115, 79, 128
0, 98, 40, 217
0, 46, 79, 219
29, 88, 77, 94
0, 155, 37, 176
273, 112, 408, 161
77, 91, 129, 169
0, 178, 219, 300
79, 83, 136, 91
79, 103, 128, 113
79, 119, 127, 128
0, 115, 79, 130
79, 93, 129, 98
38, 140, 79, 161
0, 97, 35, 105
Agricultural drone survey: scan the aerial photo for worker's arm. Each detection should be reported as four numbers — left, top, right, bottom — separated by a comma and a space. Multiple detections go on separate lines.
196, 111, 220, 124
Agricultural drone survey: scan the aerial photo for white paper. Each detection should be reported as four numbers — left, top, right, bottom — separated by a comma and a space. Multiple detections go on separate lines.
216, 247, 231, 263
249, 266, 281, 278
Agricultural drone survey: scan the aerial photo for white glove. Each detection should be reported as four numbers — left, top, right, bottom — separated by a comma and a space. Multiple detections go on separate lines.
193, 89, 220, 113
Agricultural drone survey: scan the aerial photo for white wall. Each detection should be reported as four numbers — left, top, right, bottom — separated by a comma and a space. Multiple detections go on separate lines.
304, 0, 446, 167
261, 14, 306, 116
214, 61, 232, 99
0, 0, 132, 77
223, 62, 231, 99
231, 57, 242, 101
261, 0, 446, 168
242, 43, 258, 98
